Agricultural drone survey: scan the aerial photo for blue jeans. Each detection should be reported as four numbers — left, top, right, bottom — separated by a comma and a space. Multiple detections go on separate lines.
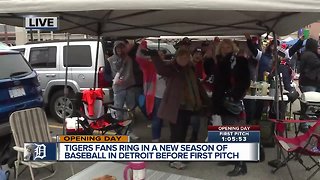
131, 87, 143, 105
152, 97, 163, 140
114, 89, 136, 120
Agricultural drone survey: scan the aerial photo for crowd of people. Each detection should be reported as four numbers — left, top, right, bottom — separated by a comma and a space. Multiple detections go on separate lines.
104, 34, 320, 176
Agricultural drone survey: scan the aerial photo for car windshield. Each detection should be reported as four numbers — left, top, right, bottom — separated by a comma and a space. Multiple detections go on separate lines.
0, 53, 32, 79
0, 42, 9, 50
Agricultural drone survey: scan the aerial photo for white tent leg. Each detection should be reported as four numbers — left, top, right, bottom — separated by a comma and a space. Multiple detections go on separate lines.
14, 161, 19, 180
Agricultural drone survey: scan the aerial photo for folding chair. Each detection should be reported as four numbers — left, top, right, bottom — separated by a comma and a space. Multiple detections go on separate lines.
67, 89, 133, 135
272, 120, 320, 180
9, 107, 74, 180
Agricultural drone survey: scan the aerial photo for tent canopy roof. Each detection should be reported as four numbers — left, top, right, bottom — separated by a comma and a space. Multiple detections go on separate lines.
0, 0, 319, 37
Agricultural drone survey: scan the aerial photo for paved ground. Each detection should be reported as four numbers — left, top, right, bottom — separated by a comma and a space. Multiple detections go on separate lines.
3, 99, 320, 180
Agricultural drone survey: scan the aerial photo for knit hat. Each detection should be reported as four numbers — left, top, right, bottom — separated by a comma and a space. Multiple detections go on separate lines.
277, 45, 287, 58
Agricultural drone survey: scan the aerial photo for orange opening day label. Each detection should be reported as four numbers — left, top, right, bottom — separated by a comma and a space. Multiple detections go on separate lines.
58, 135, 129, 142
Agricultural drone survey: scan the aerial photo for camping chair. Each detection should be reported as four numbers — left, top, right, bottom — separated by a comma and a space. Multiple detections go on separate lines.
9, 107, 74, 180
272, 120, 320, 180
67, 89, 133, 135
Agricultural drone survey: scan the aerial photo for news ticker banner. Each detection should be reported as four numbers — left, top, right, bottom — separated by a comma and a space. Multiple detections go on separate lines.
23, 126, 260, 162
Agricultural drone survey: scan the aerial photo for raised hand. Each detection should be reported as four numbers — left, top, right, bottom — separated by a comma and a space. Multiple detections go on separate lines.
244, 33, 251, 40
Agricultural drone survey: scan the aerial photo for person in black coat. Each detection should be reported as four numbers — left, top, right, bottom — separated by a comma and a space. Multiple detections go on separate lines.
299, 38, 320, 92
298, 38, 320, 131
212, 39, 250, 176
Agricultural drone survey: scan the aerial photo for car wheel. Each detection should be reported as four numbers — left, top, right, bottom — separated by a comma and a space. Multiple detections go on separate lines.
49, 90, 75, 123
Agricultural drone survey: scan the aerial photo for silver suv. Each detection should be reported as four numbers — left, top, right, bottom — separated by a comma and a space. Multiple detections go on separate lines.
10, 40, 112, 123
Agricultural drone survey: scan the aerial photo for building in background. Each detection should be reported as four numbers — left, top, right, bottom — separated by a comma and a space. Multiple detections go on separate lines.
1, 24, 96, 46
18, 28, 95, 45
0, 24, 16, 45
306, 21, 320, 40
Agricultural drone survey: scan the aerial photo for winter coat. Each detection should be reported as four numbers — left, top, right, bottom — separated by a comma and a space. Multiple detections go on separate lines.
108, 41, 135, 93
150, 53, 211, 124
299, 38, 320, 86
212, 53, 250, 116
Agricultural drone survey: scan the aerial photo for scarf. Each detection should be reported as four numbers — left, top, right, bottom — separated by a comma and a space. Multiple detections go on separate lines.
180, 67, 202, 111
135, 40, 157, 115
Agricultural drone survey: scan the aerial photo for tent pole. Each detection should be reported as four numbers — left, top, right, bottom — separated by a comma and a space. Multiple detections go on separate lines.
271, 31, 282, 165
272, 31, 280, 122
62, 33, 70, 135
93, 23, 102, 90
268, 31, 282, 168
93, 34, 101, 90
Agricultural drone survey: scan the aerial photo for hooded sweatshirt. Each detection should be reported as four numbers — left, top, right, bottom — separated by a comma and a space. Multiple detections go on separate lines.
299, 38, 320, 86
108, 41, 135, 93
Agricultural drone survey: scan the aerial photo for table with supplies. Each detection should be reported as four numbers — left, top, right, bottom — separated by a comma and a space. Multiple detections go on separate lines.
244, 95, 288, 101
244, 94, 289, 146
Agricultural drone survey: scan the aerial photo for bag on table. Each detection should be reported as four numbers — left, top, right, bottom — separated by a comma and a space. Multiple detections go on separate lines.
223, 97, 244, 115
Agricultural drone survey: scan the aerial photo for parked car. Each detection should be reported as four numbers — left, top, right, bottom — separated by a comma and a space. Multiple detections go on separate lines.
0, 42, 9, 49
146, 41, 176, 55
0, 50, 43, 137
10, 40, 112, 123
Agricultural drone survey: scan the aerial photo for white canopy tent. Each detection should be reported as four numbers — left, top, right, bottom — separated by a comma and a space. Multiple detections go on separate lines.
0, 0, 319, 37
0, 0, 319, 138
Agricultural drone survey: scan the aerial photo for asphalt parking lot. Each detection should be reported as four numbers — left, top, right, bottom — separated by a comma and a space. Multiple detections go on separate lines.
3, 99, 320, 180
